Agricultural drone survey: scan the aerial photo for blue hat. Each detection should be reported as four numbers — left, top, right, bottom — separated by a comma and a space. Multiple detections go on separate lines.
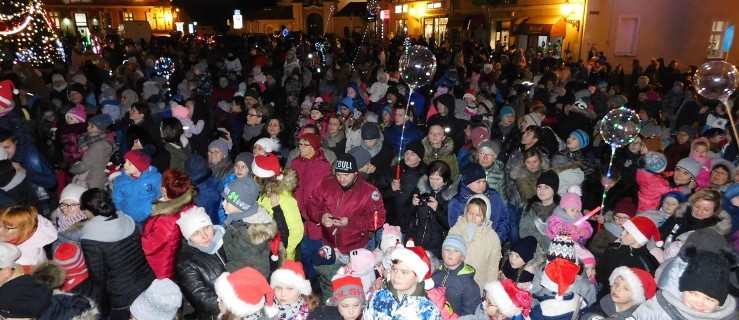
338, 96, 354, 114
460, 163, 487, 186
661, 191, 687, 207
570, 129, 590, 149
89, 114, 113, 131
499, 106, 515, 119
442, 234, 467, 257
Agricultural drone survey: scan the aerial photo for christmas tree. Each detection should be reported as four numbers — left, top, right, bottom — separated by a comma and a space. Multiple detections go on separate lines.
0, 0, 64, 66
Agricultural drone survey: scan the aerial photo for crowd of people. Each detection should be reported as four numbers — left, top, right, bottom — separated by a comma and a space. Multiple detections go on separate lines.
0, 31, 737, 320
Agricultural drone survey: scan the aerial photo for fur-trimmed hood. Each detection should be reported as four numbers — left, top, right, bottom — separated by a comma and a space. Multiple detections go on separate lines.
416, 175, 458, 201
509, 156, 551, 180
673, 202, 733, 236
254, 168, 298, 196
150, 187, 196, 217
33, 262, 100, 320
422, 136, 455, 157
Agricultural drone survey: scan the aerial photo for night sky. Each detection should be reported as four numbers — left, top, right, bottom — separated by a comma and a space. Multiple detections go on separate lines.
172, 0, 278, 30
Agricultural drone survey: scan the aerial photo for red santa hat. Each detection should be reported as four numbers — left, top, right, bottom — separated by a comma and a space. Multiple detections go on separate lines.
541, 258, 581, 300
608, 266, 656, 305
270, 260, 312, 296
252, 153, 283, 180
0, 80, 18, 117
622, 216, 663, 247
390, 244, 435, 290
463, 89, 476, 101
484, 279, 533, 318
269, 232, 281, 262
214, 267, 278, 318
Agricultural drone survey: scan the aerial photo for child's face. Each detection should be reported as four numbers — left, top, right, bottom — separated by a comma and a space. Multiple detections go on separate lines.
619, 230, 639, 247
482, 295, 500, 316
123, 159, 140, 177
693, 144, 708, 158
501, 114, 515, 126
466, 204, 485, 226
662, 197, 680, 215
274, 284, 301, 305
234, 161, 250, 179
390, 260, 419, 294
59, 200, 81, 217
677, 132, 690, 144
536, 184, 555, 203
310, 110, 322, 121
673, 167, 694, 185
338, 297, 363, 319
468, 178, 487, 194
563, 207, 581, 218
222, 200, 241, 214
610, 276, 633, 305
584, 264, 596, 281
65, 115, 79, 125
509, 252, 525, 269
566, 135, 580, 151
442, 247, 464, 269
682, 290, 720, 313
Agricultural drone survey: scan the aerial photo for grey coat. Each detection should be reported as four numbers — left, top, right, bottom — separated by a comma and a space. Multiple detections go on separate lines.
69, 135, 113, 189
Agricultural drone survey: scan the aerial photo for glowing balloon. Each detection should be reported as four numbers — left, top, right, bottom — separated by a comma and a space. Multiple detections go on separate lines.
155, 57, 175, 80
599, 107, 641, 148
399, 45, 436, 89
693, 61, 739, 100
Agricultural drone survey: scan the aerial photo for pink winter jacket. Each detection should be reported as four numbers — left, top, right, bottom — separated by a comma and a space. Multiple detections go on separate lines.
636, 169, 687, 213
545, 206, 593, 245
15, 215, 58, 266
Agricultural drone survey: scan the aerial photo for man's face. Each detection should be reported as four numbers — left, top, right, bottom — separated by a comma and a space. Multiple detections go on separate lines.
335, 172, 357, 187
0, 139, 16, 159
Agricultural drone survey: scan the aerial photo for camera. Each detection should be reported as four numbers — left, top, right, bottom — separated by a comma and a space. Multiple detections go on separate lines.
418, 193, 433, 204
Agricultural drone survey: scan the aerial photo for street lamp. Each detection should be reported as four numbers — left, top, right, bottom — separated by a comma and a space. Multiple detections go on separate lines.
562, 0, 581, 31
409, 7, 424, 23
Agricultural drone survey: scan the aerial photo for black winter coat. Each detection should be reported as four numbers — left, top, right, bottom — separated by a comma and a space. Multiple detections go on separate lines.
408, 177, 458, 257
175, 240, 228, 320
382, 161, 427, 231
595, 243, 659, 299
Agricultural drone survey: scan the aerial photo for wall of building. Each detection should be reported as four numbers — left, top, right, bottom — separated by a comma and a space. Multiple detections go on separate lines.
585, 0, 739, 69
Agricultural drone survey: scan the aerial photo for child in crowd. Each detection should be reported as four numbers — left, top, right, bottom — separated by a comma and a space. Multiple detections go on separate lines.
172, 104, 204, 138
308, 276, 365, 320
363, 245, 441, 319
576, 245, 597, 290
112, 150, 162, 224
215, 266, 279, 319
596, 216, 661, 297
636, 152, 689, 212
545, 186, 592, 245
60, 104, 88, 167
334, 248, 376, 296
373, 223, 402, 281
305, 104, 328, 137
581, 267, 656, 319
130, 278, 183, 320
459, 279, 531, 320
448, 163, 509, 243
69, 114, 114, 189
689, 137, 712, 189
551, 129, 594, 178
270, 260, 317, 319
499, 236, 542, 292
448, 195, 502, 291
588, 197, 636, 258
431, 234, 480, 316
639, 191, 686, 229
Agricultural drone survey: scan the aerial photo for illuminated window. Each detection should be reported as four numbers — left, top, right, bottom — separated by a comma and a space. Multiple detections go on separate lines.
708, 20, 730, 59
427, 2, 443, 9
122, 11, 134, 21
402, 4, 408, 12
395, 5, 402, 13
48, 11, 61, 28
74, 13, 87, 27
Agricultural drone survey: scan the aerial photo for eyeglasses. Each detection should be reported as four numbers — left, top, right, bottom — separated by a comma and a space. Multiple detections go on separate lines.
60, 203, 81, 210
247, 113, 262, 118
0, 225, 18, 232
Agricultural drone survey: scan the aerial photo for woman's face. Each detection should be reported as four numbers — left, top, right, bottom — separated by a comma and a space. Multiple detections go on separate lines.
328, 118, 342, 134
338, 297, 363, 320
428, 172, 445, 190
661, 197, 680, 215
267, 119, 281, 136
427, 126, 445, 145
246, 109, 263, 125
524, 155, 542, 172
208, 148, 226, 165
298, 139, 315, 158
691, 199, 716, 220
673, 167, 694, 185
536, 184, 554, 203
477, 149, 496, 168
189, 225, 215, 248
0, 221, 19, 242
628, 138, 643, 154
710, 167, 730, 186
60, 201, 82, 217
129, 107, 144, 122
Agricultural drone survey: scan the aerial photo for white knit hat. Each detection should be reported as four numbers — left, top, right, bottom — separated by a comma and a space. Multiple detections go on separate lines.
176, 206, 212, 239
254, 137, 277, 153
59, 184, 88, 203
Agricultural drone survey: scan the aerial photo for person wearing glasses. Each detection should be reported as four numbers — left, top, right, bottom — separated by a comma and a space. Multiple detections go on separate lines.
0, 206, 58, 269
52, 184, 89, 248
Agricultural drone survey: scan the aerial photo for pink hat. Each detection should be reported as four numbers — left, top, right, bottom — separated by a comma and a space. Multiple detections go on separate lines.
171, 105, 190, 119
559, 193, 582, 211
575, 245, 595, 265
66, 104, 87, 123
349, 248, 376, 274
380, 224, 402, 251
471, 127, 489, 148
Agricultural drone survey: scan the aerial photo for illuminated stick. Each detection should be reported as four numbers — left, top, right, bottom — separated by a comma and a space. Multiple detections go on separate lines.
574, 206, 602, 226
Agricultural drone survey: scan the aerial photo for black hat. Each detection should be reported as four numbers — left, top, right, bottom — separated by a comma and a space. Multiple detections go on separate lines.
361, 122, 381, 140
68, 83, 87, 95
536, 170, 559, 192
184, 154, 213, 184
460, 163, 487, 186
510, 236, 538, 263
404, 139, 425, 159
245, 89, 260, 100
679, 246, 733, 305
335, 153, 357, 173
434, 93, 455, 111
0, 275, 52, 318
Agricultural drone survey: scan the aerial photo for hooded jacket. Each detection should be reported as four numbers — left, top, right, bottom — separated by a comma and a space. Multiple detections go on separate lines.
449, 195, 502, 292
519, 201, 558, 251
80, 213, 155, 310
112, 166, 162, 223
256, 169, 304, 260
223, 207, 279, 279
431, 262, 480, 316
290, 149, 333, 240
448, 182, 510, 243
422, 137, 460, 179
141, 187, 196, 279
16, 215, 58, 266
409, 177, 458, 257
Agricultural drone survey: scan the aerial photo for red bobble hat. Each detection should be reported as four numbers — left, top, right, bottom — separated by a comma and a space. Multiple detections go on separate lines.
215, 267, 278, 318
124, 150, 151, 173
53, 242, 89, 292
252, 153, 282, 180
623, 216, 663, 247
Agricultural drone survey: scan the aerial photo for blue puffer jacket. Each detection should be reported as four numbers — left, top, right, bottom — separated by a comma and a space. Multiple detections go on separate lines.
193, 173, 224, 225
346, 82, 367, 112
112, 167, 162, 223
217, 173, 238, 226
447, 182, 510, 243
384, 122, 423, 156
13, 144, 57, 189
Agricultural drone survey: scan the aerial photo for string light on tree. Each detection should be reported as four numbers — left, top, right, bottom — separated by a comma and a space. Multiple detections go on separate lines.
0, 0, 63, 66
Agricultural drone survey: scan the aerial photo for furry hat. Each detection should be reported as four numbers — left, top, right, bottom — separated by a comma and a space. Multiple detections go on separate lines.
380, 224, 402, 251
609, 267, 656, 304
270, 260, 312, 296
390, 245, 435, 290
215, 267, 278, 318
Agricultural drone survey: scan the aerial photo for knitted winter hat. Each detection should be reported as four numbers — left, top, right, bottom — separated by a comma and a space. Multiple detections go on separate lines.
349, 248, 376, 274
208, 138, 230, 156
559, 192, 582, 212
124, 150, 151, 173
661, 191, 687, 207
644, 152, 668, 174
0, 243, 20, 268
252, 153, 282, 179
499, 106, 515, 119
547, 231, 577, 262
614, 197, 637, 218
299, 132, 322, 150
523, 113, 542, 127
484, 279, 532, 318
171, 105, 190, 119
235, 152, 255, 167
68, 82, 86, 95
88, 114, 113, 131
0, 275, 52, 318
684, 228, 729, 253
380, 224, 402, 251
270, 260, 312, 296
361, 122, 381, 140
222, 178, 260, 212
332, 276, 365, 305
537, 170, 560, 192
60, 184, 87, 204
676, 157, 702, 178
541, 258, 581, 299
461, 163, 487, 186
570, 129, 590, 150
678, 125, 696, 139
130, 278, 183, 320
623, 216, 663, 247
405, 139, 425, 159
434, 93, 455, 111
312, 245, 336, 266
470, 127, 490, 148
609, 267, 656, 305
177, 206, 213, 239
65, 104, 87, 123
510, 236, 538, 263
575, 245, 596, 265
254, 138, 277, 153
348, 146, 372, 169
53, 242, 89, 292
442, 234, 467, 257
335, 153, 358, 173
390, 245, 435, 290
478, 141, 500, 157
215, 267, 278, 318
679, 248, 732, 305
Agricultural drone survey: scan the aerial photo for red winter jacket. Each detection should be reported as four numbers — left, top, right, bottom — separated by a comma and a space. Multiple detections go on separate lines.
306, 175, 386, 253
142, 189, 196, 279
290, 150, 333, 240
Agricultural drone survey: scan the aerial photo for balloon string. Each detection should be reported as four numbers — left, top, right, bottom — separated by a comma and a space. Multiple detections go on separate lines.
600, 147, 616, 211
722, 97, 739, 152
396, 86, 415, 180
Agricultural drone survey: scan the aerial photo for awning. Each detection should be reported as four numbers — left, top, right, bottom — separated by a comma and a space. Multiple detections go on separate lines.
462, 13, 487, 30
513, 16, 566, 37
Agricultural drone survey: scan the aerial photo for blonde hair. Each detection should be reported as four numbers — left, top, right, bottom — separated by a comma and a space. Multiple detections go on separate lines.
0, 206, 39, 244
688, 188, 722, 216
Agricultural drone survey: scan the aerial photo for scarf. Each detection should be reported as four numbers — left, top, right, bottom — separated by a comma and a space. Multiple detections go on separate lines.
362, 139, 382, 157
326, 130, 345, 148
77, 132, 106, 151
187, 225, 225, 254
274, 297, 307, 320
56, 210, 88, 232
242, 123, 265, 142
500, 123, 513, 137
464, 222, 478, 240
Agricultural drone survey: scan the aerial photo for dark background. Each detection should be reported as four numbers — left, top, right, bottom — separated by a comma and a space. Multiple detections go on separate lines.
173, 0, 278, 30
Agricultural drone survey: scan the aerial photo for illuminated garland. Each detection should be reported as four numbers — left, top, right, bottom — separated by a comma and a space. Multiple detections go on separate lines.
0, 0, 64, 66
